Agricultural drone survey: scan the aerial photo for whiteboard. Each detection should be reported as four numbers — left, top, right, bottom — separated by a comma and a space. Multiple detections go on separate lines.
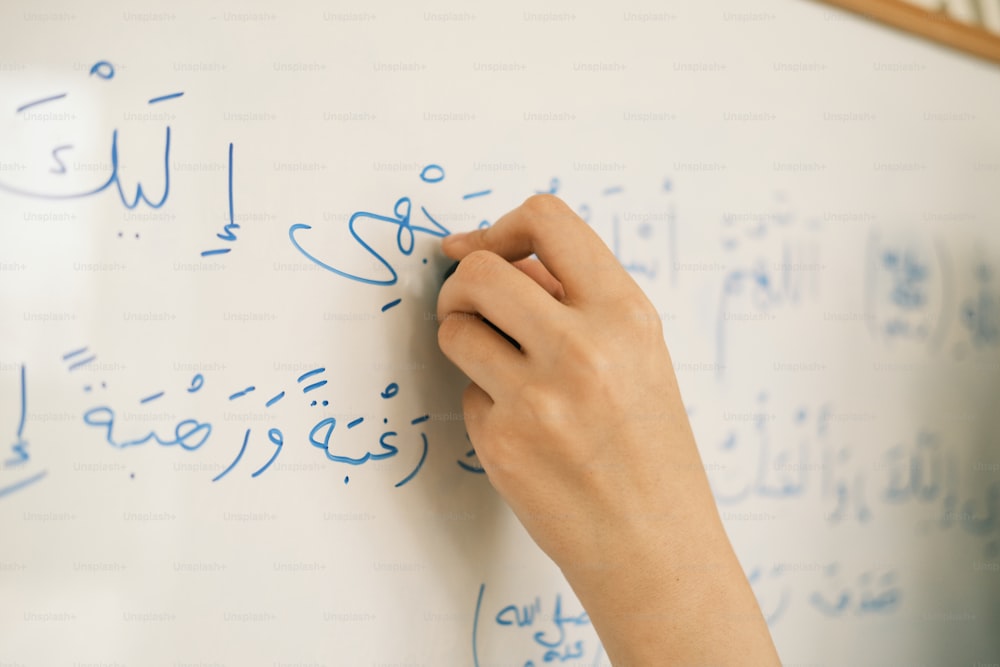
2, 0, 999, 665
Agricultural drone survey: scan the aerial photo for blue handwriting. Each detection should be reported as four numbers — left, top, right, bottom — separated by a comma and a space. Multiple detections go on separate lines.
0, 365, 48, 499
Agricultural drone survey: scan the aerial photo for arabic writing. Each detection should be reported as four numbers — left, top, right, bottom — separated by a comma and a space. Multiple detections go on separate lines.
809, 563, 901, 617
0, 365, 47, 498
865, 231, 951, 351
473, 583, 603, 667
956, 262, 1000, 353
288, 164, 453, 286
200, 142, 240, 257
748, 560, 901, 625
715, 193, 822, 378
703, 390, 1000, 558
63, 346, 430, 489
0, 60, 176, 212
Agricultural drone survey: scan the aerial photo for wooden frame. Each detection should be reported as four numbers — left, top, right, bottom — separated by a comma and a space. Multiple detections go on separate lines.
812, 0, 1000, 65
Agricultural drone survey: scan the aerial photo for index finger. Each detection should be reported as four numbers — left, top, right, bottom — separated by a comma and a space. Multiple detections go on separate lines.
441, 194, 629, 302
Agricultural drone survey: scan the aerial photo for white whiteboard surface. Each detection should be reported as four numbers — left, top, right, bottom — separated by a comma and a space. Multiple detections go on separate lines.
1, 1, 999, 665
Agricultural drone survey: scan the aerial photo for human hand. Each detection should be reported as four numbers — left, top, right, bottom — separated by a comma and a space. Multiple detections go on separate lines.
436, 194, 779, 666
437, 194, 697, 569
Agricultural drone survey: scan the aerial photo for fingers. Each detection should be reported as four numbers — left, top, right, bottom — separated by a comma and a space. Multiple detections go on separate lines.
461, 381, 492, 453
437, 311, 525, 400
441, 194, 627, 302
461, 382, 503, 484
437, 250, 566, 353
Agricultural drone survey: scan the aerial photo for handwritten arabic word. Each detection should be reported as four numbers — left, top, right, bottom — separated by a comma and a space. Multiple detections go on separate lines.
0, 365, 48, 499
0, 60, 179, 218
288, 163, 454, 287
747, 560, 901, 625
707, 392, 833, 505
704, 388, 1000, 557
77, 347, 212, 453
473, 583, 601, 667
216, 370, 429, 487
809, 563, 901, 617
715, 193, 822, 377
199, 142, 241, 257
864, 231, 950, 350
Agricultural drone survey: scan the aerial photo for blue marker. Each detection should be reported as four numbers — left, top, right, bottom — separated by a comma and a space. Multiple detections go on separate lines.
443, 261, 521, 350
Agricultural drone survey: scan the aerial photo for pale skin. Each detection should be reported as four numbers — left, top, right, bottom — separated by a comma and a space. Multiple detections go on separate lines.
436, 194, 781, 666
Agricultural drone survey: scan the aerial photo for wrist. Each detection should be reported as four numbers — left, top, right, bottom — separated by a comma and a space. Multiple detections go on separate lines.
557, 466, 777, 665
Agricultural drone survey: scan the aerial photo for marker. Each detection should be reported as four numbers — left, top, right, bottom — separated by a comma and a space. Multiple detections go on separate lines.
443, 261, 521, 350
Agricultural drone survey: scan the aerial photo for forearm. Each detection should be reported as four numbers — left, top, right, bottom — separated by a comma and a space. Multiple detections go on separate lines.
560, 449, 781, 666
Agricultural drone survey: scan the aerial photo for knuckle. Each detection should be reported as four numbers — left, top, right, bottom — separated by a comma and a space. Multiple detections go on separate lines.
461, 383, 483, 417
622, 294, 664, 335
563, 333, 609, 373
517, 384, 566, 429
477, 223, 494, 246
436, 315, 464, 352
522, 193, 568, 217
434, 292, 449, 324
461, 382, 479, 403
